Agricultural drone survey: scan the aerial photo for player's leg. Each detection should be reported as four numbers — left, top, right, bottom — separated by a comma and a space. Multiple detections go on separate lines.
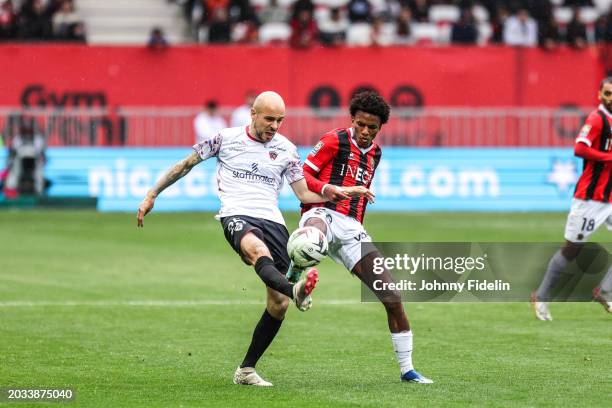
351, 251, 432, 384
229, 218, 302, 386
533, 199, 611, 320
593, 216, 612, 313
240, 231, 295, 298
234, 287, 290, 387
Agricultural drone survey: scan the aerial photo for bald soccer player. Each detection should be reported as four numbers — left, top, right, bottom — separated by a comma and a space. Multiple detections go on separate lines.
137, 91, 370, 386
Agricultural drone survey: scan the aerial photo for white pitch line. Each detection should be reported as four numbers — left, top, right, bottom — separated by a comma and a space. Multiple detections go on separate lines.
0, 299, 362, 307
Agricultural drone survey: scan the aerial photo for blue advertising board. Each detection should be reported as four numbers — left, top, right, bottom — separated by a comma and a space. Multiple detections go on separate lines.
0, 147, 581, 212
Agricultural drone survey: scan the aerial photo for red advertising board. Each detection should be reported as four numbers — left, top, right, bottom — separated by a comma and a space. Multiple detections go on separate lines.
0, 45, 605, 109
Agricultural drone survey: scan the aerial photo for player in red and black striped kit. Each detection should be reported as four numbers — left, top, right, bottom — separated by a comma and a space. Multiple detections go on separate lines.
289, 91, 433, 383
532, 77, 612, 320
301, 123, 381, 223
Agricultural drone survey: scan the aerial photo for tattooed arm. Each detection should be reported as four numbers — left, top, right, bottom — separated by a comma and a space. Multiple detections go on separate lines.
137, 151, 203, 227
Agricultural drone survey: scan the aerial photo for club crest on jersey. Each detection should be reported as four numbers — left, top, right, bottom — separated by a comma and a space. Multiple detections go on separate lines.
311, 141, 324, 155
269, 151, 278, 160
370, 157, 376, 168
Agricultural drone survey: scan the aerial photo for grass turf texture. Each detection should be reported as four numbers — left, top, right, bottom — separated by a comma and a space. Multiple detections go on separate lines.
0, 211, 610, 407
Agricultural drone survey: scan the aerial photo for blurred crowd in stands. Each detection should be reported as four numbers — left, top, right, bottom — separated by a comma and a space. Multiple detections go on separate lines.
0, 0, 85, 42
174, 0, 612, 48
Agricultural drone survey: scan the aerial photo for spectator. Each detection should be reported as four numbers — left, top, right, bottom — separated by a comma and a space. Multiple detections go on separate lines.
52, 0, 79, 39
290, 0, 314, 21
0, 0, 18, 40
538, 15, 560, 50
4, 121, 46, 197
208, 7, 231, 43
258, 0, 289, 24
347, 0, 372, 23
289, 8, 317, 48
503, 8, 538, 47
405, 0, 429, 23
370, 15, 394, 46
19, 0, 53, 41
64, 20, 85, 43
375, 0, 402, 23
595, 11, 612, 44
451, 8, 479, 44
564, 7, 588, 48
490, 5, 510, 43
231, 90, 256, 128
395, 6, 414, 45
194, 100, 227, 144
205, 0, 229, 20
147, 26, 169, 49
319, 7, 348, 47
228, 0, 259, 25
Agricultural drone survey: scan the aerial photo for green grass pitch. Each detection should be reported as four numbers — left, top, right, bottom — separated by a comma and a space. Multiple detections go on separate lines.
0, 211, 610, 407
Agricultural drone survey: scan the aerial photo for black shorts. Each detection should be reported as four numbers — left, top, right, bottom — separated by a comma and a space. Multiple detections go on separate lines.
220, 215, 291, 274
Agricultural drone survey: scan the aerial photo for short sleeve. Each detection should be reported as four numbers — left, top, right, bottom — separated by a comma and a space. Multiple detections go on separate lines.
192, 132, 222, 160
304, 132, 339, 173
576, 112, 604, 147
285, 147, 305, 184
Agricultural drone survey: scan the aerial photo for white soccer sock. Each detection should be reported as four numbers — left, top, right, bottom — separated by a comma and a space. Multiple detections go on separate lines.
391, 331, 413, 375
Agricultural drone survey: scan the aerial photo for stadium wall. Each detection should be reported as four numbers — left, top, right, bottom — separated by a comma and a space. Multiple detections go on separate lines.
0, 147, 580, 212
0, 45, 604, 108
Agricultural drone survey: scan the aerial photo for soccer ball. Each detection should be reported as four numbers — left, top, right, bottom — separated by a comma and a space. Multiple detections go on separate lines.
287, 226, 328, 268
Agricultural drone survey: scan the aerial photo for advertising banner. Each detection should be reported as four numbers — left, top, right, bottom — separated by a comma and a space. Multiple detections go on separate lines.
0, 147, 582, 212
0, 45, 603, 109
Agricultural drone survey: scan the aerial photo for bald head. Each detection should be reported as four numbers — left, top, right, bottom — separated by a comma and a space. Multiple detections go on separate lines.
250, 91, 286, 143
252, 91, 285, 113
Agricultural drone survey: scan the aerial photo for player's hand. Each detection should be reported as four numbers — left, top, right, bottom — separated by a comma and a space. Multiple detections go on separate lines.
323, 185, 351, 202
137, 195, 156, 227
343, 186, 375, 203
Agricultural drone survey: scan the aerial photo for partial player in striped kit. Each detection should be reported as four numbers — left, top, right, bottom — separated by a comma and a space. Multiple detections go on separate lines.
532, 77, 612, 321
288, 91, 433, 384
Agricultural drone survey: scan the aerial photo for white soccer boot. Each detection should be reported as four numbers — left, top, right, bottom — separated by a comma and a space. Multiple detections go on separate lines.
233, 366, 273, 386
593, 287, 612, 314
293, 268, 318, 311
531, 292, 553, 321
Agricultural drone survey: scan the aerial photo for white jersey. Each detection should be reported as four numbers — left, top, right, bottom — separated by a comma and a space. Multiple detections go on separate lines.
193, 125, 304, 225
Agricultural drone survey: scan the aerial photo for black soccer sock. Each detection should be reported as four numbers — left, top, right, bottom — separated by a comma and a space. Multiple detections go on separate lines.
254, 256, 293, 298
241, 309, 283, 368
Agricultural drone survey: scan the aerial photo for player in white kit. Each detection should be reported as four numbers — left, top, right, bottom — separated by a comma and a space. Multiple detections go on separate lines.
137, 91, 367, 386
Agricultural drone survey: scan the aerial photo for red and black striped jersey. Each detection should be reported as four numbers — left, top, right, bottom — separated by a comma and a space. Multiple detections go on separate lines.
574, 106, 612, 202
302, 127, 382, 224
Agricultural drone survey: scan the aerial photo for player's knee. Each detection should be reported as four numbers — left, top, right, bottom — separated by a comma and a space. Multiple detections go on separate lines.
304, 217, 327, 235
267, 296, 290, 318
383, 298, 404, 317
562, 241, 583, 261
246, 243, 271, 265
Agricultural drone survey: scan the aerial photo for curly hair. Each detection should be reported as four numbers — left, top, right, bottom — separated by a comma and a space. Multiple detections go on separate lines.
349, 91, 390, 124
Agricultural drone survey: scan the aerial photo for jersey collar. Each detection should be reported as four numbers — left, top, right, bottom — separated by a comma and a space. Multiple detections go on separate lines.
348, 127, 376, 154
598, 104, 612, 118
246, 125, 263, 143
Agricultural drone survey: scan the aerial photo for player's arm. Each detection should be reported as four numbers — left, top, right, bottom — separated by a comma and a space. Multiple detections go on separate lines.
137, 151, 203, 227
574, 113, 612, 161
574, 143, 612, 161
290, 178, 330, 203
303, 165, 373, 202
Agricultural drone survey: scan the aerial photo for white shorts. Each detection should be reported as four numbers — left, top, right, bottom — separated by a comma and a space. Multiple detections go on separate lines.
564, 199, 612, 243
299, 207, 377, 272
